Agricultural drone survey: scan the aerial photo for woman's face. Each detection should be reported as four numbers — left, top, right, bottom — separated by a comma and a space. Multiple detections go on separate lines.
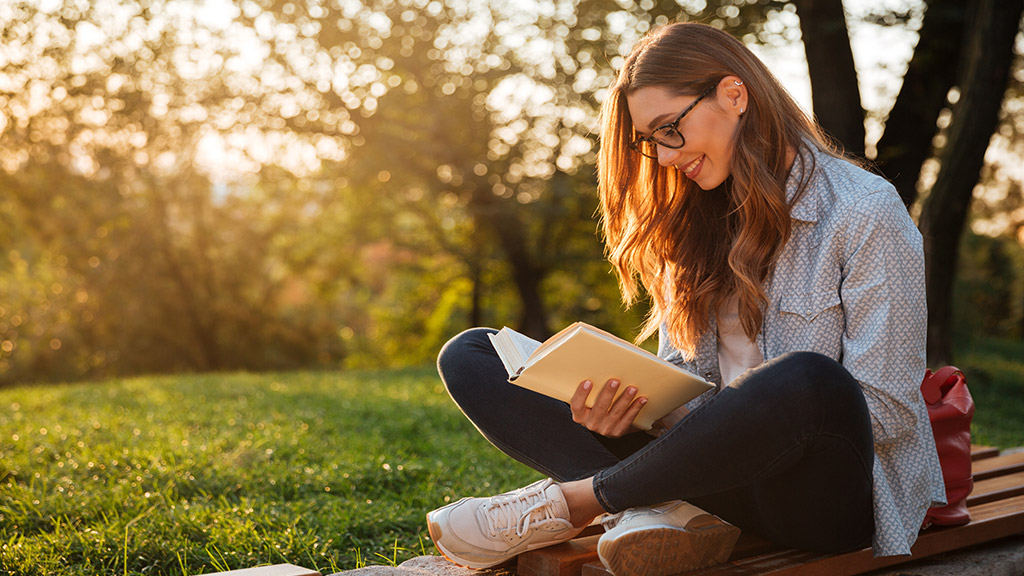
626, 77, 746, 190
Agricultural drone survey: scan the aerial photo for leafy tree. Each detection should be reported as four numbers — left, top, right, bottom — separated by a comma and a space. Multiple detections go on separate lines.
0, 1, 354, 382
954, 232, 1023, 340
2, 0, 1021, 381
243, 0, 794, 343
793, 0, 1024, 364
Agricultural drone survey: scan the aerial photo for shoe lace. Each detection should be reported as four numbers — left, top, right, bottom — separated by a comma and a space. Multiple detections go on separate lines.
600, 511, 624, 531
479, 480, 568, 538
600, 501, 678, 532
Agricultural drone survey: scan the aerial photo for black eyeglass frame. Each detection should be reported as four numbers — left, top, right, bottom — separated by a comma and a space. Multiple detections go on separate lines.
629, 85, 717, 159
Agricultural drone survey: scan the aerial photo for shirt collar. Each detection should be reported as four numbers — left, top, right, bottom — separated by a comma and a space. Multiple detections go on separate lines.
785, 144, 822, 223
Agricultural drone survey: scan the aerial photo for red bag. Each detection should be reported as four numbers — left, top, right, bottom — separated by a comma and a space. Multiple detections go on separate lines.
920, 366, 974, 528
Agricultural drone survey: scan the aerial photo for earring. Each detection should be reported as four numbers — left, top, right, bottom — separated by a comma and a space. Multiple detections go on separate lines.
734, 80, 744, 86
739, 107, 745, 115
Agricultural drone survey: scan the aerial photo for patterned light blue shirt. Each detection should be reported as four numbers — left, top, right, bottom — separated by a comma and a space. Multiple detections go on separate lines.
658, 145, 946, 556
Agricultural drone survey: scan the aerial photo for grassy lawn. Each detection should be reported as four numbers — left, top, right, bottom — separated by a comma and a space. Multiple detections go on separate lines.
0, 367, 538, 575
957, 337, 1024, 448
2, 340, 1023, 575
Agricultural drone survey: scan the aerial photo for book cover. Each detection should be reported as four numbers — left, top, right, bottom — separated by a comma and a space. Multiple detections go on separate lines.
488, 323, 712, 430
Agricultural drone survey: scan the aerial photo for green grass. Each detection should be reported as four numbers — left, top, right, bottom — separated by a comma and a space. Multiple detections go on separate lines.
1, 340, 1023, 575
0, 367, 539, 575
957, 337, 1024, 448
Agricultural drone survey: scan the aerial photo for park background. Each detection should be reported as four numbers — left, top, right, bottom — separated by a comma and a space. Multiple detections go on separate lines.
2, 0, 1024, 574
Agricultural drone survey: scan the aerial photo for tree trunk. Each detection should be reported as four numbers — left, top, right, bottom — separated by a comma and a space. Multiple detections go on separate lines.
469, 183, 551, 340
791, 0, 865, 158
919, 0, 1024, 366
149, 185, 222, 370
511, 262, 551, 340
468, 254, 483, 328
874, 0, 967, 206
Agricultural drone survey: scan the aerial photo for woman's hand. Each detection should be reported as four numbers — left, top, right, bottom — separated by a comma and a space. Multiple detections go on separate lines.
570, 378, 647, 438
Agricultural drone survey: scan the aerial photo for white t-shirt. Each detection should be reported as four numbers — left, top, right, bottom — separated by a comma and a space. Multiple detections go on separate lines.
716, 295, 763, 386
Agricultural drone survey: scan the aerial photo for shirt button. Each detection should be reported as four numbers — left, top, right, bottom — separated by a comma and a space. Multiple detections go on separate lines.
704, 371, 714, 379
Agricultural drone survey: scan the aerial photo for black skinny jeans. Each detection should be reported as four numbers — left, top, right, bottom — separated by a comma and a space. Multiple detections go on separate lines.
437, 327, 875, 553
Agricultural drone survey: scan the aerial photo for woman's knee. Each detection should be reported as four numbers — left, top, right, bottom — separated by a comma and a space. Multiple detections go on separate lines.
763, 351, 861, 400
775, 350, 845, 377
437, 327, 496, 365
775, 351, 872, 441
735, 351, 869, 433
436, 327, 499, 392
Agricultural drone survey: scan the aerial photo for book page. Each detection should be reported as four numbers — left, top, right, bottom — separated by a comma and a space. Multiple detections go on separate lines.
488, 328, 542, 378
503, 327, 542, 366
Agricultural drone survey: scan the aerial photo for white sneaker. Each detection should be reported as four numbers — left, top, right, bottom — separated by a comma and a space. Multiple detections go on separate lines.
426, 478, 586, 569
597, 501, 740, 576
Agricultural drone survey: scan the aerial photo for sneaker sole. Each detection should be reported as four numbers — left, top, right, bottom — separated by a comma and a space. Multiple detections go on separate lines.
597, 515, 741, 576
426, 512, 477, 569
426, 511, 518, 570
426, 511, 585, 570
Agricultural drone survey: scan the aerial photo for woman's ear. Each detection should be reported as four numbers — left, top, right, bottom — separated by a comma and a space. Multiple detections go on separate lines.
719, 75, 748, 117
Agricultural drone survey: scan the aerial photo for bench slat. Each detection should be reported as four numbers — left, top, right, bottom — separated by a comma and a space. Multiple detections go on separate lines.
968, 469, 1024, 506
972, 450, 1024, 481
580, 494, 1024, 576
971, 445, 1000, 461
725, 533, 778, 561
527, 447, 1024, 576
518, 535, 602, 576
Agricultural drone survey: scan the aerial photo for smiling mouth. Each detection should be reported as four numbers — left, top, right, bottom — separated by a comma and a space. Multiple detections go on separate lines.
681, 155, 704, 177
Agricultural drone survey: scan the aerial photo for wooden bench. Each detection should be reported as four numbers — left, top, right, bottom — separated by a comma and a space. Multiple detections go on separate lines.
517, 445, 1024, 576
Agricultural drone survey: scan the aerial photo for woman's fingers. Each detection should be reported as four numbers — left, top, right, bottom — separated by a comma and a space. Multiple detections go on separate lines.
570, 378, 648, 437
607, 384, 637, 418
613, 393, 648, 436
588, 379, 646, 437
590, 378, 620, 415
570, 380, 593, 423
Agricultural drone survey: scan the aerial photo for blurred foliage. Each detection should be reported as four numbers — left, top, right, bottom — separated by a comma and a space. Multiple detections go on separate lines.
0, 0, 1020, 384
0, 0, 789, 384
953, 231, 1024, 341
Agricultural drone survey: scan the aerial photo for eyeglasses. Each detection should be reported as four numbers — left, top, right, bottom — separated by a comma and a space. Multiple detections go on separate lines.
630, 86, 716, 159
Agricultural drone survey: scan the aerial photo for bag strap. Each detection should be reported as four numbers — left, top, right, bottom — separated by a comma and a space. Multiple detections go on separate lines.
922, 366, 964, 404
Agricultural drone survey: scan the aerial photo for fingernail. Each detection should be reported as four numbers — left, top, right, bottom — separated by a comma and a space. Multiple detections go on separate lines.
609, 380, 619, 389
583, 380, 592, 390
626, 386, 637, 395
640, 398, 648, 405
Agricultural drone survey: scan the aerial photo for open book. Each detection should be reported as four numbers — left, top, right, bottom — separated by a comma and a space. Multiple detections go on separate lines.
488, 322, 713, 430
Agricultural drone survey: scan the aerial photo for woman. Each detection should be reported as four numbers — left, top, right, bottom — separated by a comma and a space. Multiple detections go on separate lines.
426, 22, 945, 576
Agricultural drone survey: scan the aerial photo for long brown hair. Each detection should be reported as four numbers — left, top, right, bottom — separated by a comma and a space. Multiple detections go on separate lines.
598, 22, 835, 358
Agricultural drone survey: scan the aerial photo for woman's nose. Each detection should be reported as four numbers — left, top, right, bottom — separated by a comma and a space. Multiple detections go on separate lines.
656, 144, 682, 167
